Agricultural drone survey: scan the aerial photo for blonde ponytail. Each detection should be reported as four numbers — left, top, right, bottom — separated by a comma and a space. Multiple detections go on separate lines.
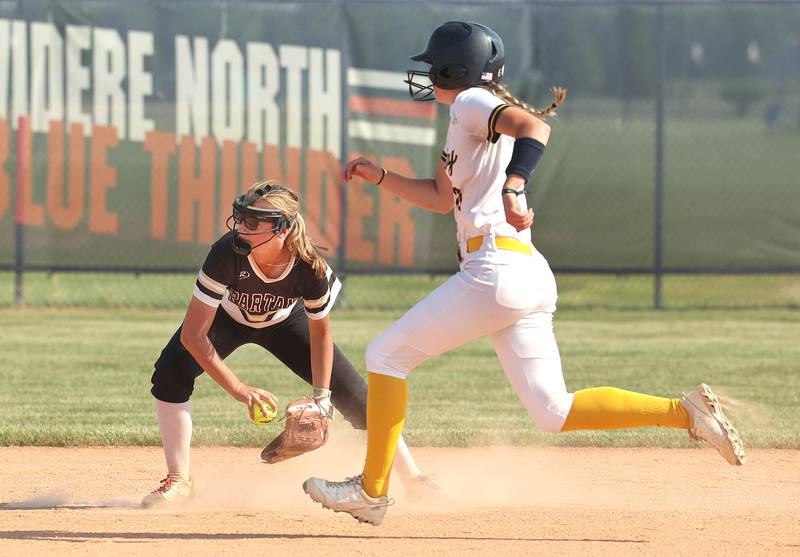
482, 82, 567, 118
246, 181, 328, 278
285, 212, 328, 278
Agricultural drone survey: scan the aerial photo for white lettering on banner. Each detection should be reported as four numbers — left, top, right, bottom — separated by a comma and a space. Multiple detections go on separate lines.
280, 45, 307, 149
66, 25, 92, 135
128, 31, 154, 142
11, 20, 28, 127
0, 18, 157, 140
309, 48, 340, 158
212, 39, 244, 144
176, 38, 341, 152
93, 28, 126, 137
246, 42, 280, 149
175, 35, 210, 143
31, 22, 64, 133
0, 19, 342, 157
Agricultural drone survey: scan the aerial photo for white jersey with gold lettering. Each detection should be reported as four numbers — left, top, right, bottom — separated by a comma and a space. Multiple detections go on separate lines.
442, 87, 531, 248
365, 84, 572, 434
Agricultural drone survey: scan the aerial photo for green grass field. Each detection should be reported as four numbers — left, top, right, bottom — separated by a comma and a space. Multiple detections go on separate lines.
1, 84, 798, 450
2, 306, 797, 449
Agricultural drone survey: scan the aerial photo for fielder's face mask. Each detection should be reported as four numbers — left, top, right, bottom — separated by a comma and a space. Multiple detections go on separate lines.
227, 185, 296, 256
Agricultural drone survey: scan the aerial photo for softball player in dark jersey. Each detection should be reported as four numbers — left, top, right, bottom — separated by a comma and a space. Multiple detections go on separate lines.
142, 181, 439, 508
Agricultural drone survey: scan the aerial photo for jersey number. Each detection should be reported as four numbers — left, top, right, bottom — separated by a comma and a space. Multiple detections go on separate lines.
452, 188, 462, 211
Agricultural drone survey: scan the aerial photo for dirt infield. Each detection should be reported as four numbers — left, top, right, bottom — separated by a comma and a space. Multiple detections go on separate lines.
1, 444, 798, 557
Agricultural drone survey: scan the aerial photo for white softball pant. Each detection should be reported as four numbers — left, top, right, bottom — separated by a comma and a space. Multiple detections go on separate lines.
366, 243, 575, 433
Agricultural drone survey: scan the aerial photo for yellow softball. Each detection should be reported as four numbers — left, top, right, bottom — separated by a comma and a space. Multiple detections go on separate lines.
251, 402, 277, 425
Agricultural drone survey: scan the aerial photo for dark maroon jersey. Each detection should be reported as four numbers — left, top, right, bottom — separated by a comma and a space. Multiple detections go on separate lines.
193, 232, 341, 328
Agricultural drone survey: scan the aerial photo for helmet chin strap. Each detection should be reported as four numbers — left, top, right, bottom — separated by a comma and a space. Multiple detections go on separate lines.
231, 230, 278, 256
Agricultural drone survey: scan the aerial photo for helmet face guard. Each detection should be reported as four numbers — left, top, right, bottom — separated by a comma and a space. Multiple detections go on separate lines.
228, 202, 284, 236
227, 184, 296, 256
227, 185, 294, 236
404, 70, 435, 102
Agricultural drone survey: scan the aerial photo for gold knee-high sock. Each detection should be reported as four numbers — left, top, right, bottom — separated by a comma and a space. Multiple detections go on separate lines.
362, 372, 408, 498
561, 387, 689, 431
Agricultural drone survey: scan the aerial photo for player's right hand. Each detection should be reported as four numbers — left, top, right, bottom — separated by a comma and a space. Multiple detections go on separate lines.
343, 157, 382, 183
503, 196, 534, 231
234, 384, 278, 422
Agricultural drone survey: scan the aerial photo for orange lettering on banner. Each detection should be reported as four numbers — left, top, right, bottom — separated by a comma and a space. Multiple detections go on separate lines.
262, 144, 284, 184
345, 179, 376, 262
219, 140, 238, 235
68, 124, 86, 229
177, 135, 216, 244
144, 131, 176, 240
259, 145, 301, 190
241, 142, 258, 191
378, 157, 416, 266
284, 147, 300, 189
305, 149, 341, 252
344, 152, 375, 263
0, 119, 8, 218
89, 125, 119, 234
47, 121, 84, 230
16, 117, 43, 226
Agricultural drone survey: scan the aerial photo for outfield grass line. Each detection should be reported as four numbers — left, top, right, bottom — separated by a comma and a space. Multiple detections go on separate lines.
1, 308, 797, 449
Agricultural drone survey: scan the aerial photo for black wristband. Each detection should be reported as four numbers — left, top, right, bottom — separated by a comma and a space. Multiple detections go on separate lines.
501, 188, 526, 196
505, 137, 545, 183
376, 167, 387, 185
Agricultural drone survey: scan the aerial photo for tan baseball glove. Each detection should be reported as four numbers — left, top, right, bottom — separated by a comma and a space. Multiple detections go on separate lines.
260, 396, 333, 464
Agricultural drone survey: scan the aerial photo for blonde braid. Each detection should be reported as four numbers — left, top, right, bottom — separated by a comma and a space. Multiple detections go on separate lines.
483, 82, 567, 118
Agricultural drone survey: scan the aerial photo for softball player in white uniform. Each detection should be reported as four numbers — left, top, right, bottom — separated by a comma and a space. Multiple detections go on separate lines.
304, 21, 745, 525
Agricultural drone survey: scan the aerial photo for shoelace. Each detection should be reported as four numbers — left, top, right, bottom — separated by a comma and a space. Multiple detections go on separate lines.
326, 475, 363, 489
155, 477, 173, 494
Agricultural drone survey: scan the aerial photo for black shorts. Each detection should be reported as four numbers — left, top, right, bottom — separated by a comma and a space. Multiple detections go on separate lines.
150, 304, 367, 429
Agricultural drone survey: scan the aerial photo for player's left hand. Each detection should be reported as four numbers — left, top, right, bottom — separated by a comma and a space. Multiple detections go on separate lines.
503, 195, 534, 231
260, 396, 333, 464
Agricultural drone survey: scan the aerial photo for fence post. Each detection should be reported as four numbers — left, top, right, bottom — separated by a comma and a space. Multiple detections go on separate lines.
336, 2, 351, 308
653, 4, 665, 310
14, 116, 30, 307
14, 221, 23, 306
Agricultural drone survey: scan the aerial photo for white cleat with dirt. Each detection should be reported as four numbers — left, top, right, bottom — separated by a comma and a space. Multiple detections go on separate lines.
302, 474, 390, 526
681, 383, 746, 465
141, 475, 193, 508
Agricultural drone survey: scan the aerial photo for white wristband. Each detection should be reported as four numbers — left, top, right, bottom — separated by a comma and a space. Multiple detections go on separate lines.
315, 396, 334, 419
313, 387, 331, 399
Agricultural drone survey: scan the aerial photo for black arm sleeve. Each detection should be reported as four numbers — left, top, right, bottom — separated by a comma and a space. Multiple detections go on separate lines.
505, 137, 546, 183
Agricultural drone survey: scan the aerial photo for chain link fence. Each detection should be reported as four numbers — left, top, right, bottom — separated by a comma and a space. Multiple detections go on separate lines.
1, 0, 798, 310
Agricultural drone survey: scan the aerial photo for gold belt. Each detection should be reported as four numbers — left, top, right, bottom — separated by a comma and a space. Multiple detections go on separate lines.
466, 236, 532, 255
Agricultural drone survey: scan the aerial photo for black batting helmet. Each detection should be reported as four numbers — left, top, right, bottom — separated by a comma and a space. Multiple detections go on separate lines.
405, 21, 505, 101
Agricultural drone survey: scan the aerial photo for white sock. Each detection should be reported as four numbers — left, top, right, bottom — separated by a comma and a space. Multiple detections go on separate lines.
392, 435, 422, 479
155, 399, 192, 480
